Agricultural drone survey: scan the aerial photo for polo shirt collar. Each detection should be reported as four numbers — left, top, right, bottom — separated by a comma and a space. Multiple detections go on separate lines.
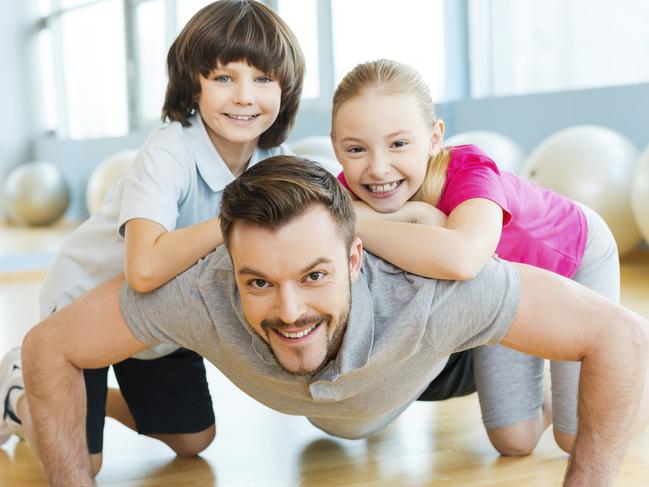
184, 113, 272, 192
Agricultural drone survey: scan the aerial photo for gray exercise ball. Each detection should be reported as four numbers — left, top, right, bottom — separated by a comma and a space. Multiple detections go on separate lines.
5, 162, 70, 226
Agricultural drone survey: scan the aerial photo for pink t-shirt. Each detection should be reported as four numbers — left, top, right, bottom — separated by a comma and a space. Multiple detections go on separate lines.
338, 144, 587, 278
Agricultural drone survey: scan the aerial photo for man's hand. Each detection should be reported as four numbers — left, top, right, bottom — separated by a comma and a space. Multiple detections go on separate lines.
503, 263, 649, 486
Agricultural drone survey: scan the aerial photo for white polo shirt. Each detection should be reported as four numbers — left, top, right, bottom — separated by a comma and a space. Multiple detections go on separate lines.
39, 114, 291, 359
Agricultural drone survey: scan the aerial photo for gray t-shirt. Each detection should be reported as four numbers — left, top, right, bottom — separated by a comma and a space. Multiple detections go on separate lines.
120, 247, 520, 439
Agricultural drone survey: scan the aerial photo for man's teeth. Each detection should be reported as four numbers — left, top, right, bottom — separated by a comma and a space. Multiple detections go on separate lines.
227, 114, 258, 121
278, 324, 318, 339
367, 181, 399, 193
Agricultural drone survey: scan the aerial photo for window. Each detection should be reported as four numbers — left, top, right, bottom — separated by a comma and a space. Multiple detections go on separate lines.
51, 0, 129, 139
331, 0, 446, 102
469, 0, 649, 97
35, 0, 327, 139
135, 0, 167, 124
277, 0, 320, 100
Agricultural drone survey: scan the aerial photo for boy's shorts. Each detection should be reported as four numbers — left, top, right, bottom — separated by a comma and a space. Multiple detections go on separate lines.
84, 348, 215, 454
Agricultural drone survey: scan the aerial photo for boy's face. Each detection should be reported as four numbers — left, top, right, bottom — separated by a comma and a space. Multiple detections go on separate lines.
228, 205, 363, 376
198, 61, 281, 158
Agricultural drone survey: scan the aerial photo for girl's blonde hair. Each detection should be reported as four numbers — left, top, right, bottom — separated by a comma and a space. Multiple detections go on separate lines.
332, 59, 450, 206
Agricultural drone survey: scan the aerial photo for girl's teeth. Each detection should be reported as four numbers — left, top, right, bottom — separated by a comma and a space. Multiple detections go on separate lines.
368, 182, 399, 193
279, 324, 318, 339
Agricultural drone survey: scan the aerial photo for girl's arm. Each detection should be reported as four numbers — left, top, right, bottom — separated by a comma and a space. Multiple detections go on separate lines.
124, 218, 223, 292
356, 198, 503, 280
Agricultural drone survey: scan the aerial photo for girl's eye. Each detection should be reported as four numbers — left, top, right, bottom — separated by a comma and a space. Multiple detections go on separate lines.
348, 146, 365, 154
306, 271, 325, 282
392, 140, 408, 148
249, 279, 269, 289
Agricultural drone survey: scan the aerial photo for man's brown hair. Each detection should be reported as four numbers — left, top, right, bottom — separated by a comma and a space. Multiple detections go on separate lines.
162, 0, 305, 149
220, 156, 356, 249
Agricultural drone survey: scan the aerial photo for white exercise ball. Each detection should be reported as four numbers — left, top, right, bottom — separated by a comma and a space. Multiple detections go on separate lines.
86, 150, 137, 215
631, 145, 649, 245
522, 125, 641, 256
445, 131, 526, 174
289, 136, 341, 176
5, 161, 70, 226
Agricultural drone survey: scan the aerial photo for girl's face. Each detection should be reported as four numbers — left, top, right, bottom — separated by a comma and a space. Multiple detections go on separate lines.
198, 61, 282, 152
332, 92, 444, 213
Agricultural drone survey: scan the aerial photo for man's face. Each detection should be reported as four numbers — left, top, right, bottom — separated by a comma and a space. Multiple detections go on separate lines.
228, 205, 362, 376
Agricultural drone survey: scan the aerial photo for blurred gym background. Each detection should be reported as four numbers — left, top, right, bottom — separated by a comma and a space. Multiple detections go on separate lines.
1, 0, 649, 271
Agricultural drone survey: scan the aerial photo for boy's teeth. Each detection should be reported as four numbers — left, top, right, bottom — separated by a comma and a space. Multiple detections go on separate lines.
278, 324, 318, 339
368, 181, 399, 193
228, 114, 257, 121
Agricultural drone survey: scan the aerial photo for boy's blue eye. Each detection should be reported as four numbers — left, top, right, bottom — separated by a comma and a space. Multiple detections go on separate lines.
213, 75, 231, 83
256, 76, 273, 83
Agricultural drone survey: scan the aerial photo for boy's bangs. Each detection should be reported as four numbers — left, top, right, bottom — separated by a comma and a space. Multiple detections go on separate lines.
202, 19, 292, 84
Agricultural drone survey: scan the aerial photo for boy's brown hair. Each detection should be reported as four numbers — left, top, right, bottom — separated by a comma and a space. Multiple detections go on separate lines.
162, 0, 304, 149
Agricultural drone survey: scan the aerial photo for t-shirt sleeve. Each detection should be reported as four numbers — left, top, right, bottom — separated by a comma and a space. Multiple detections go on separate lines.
423, 257, 520, 354
442, 148, 512, 226
119, 261, 214, 350
117, 140, 191, 236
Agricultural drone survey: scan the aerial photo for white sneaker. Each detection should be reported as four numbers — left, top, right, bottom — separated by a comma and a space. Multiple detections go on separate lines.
0, 347, 23, 446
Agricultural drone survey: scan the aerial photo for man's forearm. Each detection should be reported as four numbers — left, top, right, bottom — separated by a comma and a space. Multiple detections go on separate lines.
564, 312, 649, 486
23, 328, 95, 487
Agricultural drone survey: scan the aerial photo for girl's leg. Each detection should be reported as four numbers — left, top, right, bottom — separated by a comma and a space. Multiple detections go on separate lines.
473, 345, 550, 455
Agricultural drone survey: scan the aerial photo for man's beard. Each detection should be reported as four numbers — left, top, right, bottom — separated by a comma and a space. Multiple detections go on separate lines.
258, 281, 352, 377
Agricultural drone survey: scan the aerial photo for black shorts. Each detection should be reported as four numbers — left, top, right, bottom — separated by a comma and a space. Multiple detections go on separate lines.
84, 348, 215, 454
417, 350, 476, 401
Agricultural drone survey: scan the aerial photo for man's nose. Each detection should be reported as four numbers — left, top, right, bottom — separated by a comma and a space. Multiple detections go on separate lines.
276, 285, 306, 324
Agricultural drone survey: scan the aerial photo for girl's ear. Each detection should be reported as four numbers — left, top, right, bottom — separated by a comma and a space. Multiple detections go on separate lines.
429, 119, 446, 156
331, 133, 343, 163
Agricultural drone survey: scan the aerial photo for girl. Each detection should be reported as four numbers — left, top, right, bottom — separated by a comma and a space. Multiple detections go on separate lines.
0, 0, 304, 472
330, 59, 620, 456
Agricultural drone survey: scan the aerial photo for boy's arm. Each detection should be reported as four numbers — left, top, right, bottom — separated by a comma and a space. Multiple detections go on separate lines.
355, 198, 502, 280
503, 263, 649, 487
22, 275, 149, 487
124, 217, 222, 292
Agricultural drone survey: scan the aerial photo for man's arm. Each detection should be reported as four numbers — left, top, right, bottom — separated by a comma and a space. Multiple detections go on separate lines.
22, 275, 149, 487
502, 263, 649, 487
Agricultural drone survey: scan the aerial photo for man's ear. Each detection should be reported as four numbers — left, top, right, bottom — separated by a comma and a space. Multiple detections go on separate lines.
348, 236, 363, 282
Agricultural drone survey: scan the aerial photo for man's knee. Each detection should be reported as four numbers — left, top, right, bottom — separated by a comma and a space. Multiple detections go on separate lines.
553, 428, 575, 454
486, 420, 543, 456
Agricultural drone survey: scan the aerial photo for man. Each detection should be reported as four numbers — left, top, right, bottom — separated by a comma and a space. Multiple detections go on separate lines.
1, 156, 648, 486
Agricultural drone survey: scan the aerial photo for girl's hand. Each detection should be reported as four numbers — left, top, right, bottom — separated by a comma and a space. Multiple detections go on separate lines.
353, 200, 442, 225
410, 201, 447, 227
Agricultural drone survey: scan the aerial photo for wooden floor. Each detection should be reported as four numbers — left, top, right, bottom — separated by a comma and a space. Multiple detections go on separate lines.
1, 223, 649, 486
